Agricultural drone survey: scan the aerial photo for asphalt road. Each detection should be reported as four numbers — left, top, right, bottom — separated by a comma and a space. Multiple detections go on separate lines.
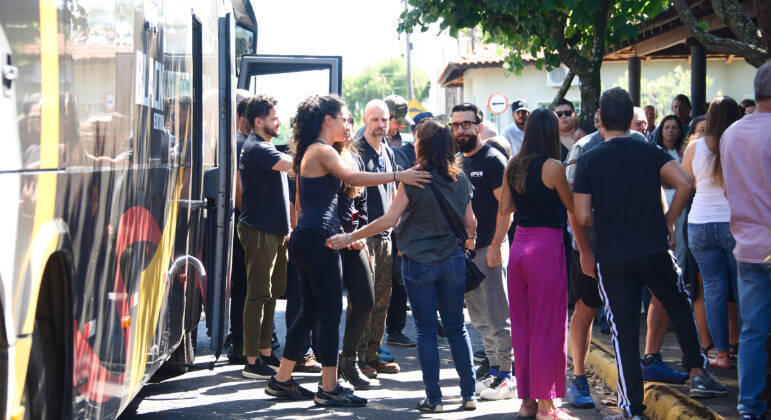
120, 300, 621, 419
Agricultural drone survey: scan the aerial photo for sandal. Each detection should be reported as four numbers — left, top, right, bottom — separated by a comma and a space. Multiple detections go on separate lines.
537, 407, 579, 420
518, 401, 537, 419
729, 344, 738, 362
701, 344, 719, 362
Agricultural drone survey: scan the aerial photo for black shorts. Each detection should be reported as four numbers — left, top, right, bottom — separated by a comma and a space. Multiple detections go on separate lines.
569, 249, 603, 308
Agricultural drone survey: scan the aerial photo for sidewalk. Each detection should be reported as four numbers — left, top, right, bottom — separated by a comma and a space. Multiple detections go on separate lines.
585, 314, 740, 419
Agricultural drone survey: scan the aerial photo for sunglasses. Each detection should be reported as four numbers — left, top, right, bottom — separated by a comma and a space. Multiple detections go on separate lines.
555, 110, 573, 118
450, 120, 477, 130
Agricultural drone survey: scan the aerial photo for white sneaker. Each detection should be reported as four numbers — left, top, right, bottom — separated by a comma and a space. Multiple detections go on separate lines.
475, 371, 497, 395
480, 376, 517, 400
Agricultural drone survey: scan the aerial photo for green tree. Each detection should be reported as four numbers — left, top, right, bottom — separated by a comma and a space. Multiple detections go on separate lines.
672, 0, 769, 68
343, 57, 430, 123
612, 66, 716, 122
399, 0, 667, 125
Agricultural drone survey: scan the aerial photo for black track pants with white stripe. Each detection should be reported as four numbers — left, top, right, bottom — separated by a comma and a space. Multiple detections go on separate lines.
597, 251, 707, 416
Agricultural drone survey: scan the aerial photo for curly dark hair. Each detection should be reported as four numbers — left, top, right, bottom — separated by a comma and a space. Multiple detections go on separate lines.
289, 94, 346, 176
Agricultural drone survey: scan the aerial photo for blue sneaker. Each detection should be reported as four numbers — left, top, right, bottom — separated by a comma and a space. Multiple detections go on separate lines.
641, 353, 688, 384
566, 375, 595, 408
377, 347, 394, 362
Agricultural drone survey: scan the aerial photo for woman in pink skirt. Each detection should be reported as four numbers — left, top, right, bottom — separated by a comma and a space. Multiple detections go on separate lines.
487, 108, 576, 420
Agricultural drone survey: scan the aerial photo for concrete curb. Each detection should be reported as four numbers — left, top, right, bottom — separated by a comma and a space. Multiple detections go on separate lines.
585, 338, 725, 420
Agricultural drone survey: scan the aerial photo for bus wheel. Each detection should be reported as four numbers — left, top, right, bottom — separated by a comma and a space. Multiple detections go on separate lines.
23, 321, 60, 420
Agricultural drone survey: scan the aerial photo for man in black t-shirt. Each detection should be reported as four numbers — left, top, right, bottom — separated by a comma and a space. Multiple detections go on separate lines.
573, 87, 726, 419
236, 95, 293, 380
452, 103, 515, 400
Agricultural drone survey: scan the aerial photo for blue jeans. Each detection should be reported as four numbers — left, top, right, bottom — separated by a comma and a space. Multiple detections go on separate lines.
687, 222, 739, 351
736, 262, 770, 417
402, 247, 475, 405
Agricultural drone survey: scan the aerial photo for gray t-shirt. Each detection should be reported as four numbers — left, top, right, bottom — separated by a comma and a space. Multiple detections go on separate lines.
396, 171, 473, 265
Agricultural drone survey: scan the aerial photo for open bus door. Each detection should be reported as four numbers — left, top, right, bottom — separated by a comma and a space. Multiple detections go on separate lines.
204, 45, 341, 357
237, 54, 342, 152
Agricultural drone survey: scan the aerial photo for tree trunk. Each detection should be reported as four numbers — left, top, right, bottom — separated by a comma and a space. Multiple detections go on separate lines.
576, 67, 601, 127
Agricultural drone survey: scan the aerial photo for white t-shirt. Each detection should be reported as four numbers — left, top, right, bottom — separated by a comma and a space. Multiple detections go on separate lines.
502, 123, 524, 156
688, 137, 731, 223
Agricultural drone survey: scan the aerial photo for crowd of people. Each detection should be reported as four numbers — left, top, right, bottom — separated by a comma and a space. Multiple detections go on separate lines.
227, 60, 771, 420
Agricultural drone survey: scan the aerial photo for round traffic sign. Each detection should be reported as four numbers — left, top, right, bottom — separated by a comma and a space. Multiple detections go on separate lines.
487, 93, 508, 115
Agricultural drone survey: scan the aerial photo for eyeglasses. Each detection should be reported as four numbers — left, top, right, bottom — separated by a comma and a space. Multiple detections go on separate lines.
555, 110, 573, 118
450, 120, 477, 131
337, 116, 354, 125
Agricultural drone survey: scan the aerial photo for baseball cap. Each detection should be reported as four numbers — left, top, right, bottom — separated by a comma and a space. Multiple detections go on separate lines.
511, 100, 530, 113
410, 111, 434, 132
384, 94, 414, 127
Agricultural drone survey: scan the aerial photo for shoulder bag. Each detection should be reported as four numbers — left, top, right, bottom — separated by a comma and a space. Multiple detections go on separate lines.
427, 183, 486, 293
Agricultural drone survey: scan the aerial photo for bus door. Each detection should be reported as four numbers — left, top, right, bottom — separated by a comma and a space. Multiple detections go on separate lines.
204, 54, 341, 356
237, 55, 342, 153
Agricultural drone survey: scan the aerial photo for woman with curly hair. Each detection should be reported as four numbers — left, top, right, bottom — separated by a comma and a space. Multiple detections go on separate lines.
264, 95, 429, 407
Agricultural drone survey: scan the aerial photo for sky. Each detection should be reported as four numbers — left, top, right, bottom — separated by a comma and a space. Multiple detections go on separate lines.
255, 0, 460, 86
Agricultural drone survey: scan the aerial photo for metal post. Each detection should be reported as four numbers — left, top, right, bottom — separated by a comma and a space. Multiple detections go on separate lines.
690, 44, 706, 117
628, 57, 641, 106
403, 0, 413, 100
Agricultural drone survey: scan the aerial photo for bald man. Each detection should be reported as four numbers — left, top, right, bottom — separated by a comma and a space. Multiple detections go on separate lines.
354, 100, 402, 377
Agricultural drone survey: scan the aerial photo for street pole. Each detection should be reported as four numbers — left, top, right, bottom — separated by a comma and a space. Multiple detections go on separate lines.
404, 0, 413, 100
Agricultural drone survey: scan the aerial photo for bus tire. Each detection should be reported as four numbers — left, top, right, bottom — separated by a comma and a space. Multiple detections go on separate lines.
23, 322, 60, 420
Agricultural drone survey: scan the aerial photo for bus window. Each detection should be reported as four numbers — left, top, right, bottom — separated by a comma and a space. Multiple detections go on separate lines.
234, 24, 254, 76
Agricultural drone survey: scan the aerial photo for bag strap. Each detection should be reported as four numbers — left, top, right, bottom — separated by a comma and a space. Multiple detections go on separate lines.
427, 183, 466, 245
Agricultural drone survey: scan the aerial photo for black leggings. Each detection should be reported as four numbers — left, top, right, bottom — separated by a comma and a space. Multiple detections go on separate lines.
285, 228, 343, 367
341, 248, 374, 357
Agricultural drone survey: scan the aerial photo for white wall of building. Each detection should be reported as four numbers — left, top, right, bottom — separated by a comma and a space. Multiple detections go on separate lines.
460, 58, 756, 131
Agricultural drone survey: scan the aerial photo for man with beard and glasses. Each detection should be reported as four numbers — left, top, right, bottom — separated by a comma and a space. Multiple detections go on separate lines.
354, 99, 403, 377
451, 103, 515, 401
236, 94, 293, 380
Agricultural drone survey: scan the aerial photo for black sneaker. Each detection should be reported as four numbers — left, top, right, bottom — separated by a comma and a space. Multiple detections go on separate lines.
314, 384, 367, 407
416, 398, 443, 413
265, 376, 315, 400
261, 352, 281, 368
242, 359, 276, 379
689, 372, 728, 398
227, 344, 246, 365
386, 332, 416, 347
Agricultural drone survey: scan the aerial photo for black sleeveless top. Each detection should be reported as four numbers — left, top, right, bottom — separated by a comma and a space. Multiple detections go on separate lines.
296, 144, 343, 234
511, 155, 565, 228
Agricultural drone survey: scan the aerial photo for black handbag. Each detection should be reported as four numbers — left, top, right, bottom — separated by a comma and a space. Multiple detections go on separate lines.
427, 183, 486, 293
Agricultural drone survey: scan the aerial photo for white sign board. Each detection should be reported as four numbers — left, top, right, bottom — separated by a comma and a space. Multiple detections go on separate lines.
487, 93, 508, 115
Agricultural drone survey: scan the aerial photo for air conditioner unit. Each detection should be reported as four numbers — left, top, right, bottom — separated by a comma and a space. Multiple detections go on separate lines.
546, 65, 578, 87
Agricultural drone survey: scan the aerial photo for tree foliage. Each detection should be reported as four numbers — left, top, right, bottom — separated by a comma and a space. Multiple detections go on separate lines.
399, 0, 667, 125
343, 57, 430, 122
672, 0, 769, 67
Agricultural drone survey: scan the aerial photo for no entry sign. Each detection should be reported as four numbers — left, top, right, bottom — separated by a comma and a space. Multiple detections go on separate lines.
487, 93, 508, 115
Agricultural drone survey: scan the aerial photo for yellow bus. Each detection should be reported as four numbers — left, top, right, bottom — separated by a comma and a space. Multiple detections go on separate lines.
0, 0, 339, 418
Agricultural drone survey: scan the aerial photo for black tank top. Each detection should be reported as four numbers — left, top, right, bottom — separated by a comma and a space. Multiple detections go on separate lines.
296, 148, 343, 234
511, 155, 564, 228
